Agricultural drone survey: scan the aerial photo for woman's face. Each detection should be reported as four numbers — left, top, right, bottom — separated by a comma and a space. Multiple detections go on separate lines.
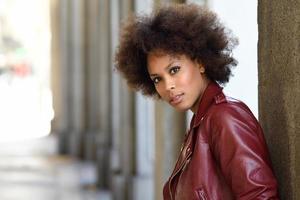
147, 52, 210, 113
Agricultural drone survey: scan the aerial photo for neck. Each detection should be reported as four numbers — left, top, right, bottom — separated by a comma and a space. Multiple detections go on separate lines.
190, 79, 211, 113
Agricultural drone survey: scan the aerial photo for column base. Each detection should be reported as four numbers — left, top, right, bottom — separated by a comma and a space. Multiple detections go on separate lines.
83, 130, 98, 161
68, 130, 84, 158
131, 175, 154, 200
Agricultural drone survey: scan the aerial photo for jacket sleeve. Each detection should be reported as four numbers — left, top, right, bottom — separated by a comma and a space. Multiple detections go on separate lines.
209, 103, 279, 200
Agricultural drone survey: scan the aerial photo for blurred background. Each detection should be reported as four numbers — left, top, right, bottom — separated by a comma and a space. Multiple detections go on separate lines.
0, 0, 258, 199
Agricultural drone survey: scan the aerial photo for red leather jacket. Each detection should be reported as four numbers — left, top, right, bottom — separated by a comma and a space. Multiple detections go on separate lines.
163, 82, 279, 200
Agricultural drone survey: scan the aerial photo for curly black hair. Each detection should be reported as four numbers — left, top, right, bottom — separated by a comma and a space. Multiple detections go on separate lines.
115, 3, 238, 97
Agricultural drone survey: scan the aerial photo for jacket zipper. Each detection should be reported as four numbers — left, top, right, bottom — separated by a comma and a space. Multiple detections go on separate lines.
168, 151, 192, 200
197, 189, 208, 200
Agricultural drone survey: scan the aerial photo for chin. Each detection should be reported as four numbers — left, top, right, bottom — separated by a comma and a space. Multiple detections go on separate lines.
173, 104, 190, 112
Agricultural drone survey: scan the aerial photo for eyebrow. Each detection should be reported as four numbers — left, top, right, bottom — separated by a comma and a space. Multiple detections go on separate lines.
149, 60, 176, 77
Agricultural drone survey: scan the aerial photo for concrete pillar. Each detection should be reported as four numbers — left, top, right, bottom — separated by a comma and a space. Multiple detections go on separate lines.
83, 0, 111, 189
51, 0, 86, 156
110, 1, 137, 200
50, 0, 72, 154
258, 0, 300, 199
68, 0, 86, 158
131, 94, 155, 200
96, 0, 112, 189
109, 0, 124, 198
84, 0, 100, 161
77, 0, 112, 177
110, 1, 156, 200
50, 0, 61, 135
98, 0, 111, 137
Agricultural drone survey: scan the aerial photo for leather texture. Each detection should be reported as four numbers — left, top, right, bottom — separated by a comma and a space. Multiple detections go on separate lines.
163, 82, 279, 200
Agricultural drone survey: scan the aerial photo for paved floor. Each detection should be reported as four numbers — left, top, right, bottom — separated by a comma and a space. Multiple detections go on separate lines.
0, 135, 112, 200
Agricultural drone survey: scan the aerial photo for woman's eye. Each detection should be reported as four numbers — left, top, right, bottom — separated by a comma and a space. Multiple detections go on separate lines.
170, 66, 180, 74
152, 77, 161, 84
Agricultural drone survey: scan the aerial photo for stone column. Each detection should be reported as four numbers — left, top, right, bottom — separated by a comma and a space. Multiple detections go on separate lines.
96, 0, 112, 189
131, 94, 155, 200
83, 0, 100, 162
109, 0, 121, 194
67, 0, 86, 158
84, 0, 110, 188
258, 0, 300, 199
113, 1, 156, 200
50, 0, 61, 135
109, 0, 124, 198
110, 1, 137, 199
50, 0, 86, 157
50, 0, 72, 154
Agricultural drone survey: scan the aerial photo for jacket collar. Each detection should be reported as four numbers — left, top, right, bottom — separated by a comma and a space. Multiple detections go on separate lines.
190, 81, 224, 129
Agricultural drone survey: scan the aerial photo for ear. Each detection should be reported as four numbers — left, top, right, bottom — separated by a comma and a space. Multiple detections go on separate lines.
197, 62, 205, 73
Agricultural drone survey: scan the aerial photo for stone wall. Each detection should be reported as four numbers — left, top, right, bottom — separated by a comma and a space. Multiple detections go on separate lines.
258, 0, 300, 199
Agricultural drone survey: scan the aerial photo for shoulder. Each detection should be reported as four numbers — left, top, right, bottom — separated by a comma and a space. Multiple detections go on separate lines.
202, 96, 265, 157
205, 96, 260, 134
210, 96, 257, 121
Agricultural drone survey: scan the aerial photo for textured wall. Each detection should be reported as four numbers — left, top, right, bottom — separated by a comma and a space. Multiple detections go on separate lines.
258, 0, 300, 199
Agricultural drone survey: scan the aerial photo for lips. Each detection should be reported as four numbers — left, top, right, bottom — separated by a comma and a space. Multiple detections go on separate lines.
169, 93, 184, 106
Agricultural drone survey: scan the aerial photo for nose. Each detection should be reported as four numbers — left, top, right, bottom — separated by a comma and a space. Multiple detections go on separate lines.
165, 77, 175, 91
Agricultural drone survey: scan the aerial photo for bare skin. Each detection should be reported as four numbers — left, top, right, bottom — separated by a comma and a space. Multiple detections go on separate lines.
147, 51, 211, 113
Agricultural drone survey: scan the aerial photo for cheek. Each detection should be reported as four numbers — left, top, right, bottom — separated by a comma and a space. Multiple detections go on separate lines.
178, 71, 197, 86
155, 84, 170, 101
154, 84, 165, 96
177, 71, 203, 93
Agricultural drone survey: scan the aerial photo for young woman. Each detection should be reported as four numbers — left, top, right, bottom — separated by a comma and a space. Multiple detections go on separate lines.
115, 3, 279, 200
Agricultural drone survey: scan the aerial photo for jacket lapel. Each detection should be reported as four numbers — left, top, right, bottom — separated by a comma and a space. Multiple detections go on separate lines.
168, 82, 224, 188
